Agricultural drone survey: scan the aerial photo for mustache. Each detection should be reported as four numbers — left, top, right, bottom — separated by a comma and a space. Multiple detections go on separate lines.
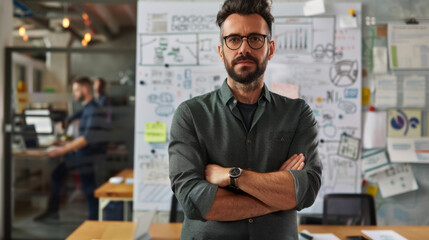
232, 54, 258, 65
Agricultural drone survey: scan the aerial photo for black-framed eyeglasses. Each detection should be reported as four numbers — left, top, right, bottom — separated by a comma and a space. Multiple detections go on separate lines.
223, 33, 268, 50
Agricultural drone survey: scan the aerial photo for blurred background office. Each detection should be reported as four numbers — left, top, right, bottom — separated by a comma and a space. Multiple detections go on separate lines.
1, 1, 136, 239
2, 0, 429, 240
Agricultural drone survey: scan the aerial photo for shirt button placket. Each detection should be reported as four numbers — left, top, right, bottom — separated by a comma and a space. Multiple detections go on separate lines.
248, 218, 253, 224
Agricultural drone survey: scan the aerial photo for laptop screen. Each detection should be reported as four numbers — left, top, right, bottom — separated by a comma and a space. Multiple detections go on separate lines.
24, 109, 53, 134
21, 124, 39, 148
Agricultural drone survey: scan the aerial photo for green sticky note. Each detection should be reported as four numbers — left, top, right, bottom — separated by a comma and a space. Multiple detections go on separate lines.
145, 122, 167, 142
391, 45, 398, 68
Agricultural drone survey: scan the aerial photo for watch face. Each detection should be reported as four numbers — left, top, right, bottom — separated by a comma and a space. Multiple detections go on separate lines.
229, 167, 242, 178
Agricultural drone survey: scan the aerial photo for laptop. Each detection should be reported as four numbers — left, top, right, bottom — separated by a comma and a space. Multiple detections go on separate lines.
21, 124, 40, 149
133, 210, 157, 240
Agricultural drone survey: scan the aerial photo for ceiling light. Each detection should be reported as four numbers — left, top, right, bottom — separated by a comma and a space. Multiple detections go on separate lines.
62, 17, 70, 29
23, 34, 29, 41
62, 2, 70, 29
84, 32, 91, 42
81, 39, 88, 47
18, 26, 26, 36
82, 12, 91, 26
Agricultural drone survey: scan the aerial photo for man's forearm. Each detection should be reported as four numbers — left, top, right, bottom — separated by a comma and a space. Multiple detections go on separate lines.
63, 136, 88, 153
237, 170, 297, 211
204, 187, 278, 221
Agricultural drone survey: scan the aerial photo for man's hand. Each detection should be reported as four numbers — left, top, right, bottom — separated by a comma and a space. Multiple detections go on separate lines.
48, 147, 66, 158
279, 153, 305, 171
55, 122, 64, 134
205, 164, 231, 187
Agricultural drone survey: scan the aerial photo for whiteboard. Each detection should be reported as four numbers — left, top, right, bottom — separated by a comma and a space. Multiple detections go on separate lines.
134, 1, 362, 214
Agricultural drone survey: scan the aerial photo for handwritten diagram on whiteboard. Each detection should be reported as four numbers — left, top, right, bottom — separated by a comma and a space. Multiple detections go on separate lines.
268, 3, 362, 214
135, 2, 225, 211
135, 2, 362, 213
273, 17, 338, 64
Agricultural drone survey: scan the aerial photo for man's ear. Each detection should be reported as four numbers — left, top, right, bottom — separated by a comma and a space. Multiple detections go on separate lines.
218, 45, 224, 62
268, 40, 275, 60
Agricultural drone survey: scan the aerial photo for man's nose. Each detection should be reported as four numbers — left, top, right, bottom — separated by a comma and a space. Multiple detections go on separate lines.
237, 37, 252, 55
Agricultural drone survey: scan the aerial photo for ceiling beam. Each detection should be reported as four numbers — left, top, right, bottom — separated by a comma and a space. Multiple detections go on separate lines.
90, 4, 120, 35
122, 4, 136, 27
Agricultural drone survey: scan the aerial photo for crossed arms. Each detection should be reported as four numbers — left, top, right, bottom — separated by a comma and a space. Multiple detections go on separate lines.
204, 154, 305, 221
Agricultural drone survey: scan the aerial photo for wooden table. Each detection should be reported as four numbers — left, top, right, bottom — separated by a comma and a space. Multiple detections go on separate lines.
299, 225, 429, 239
67, 222, 429, 240
13, 149, 49, 158
66, 221, 181, 240
94, 169, 133, 221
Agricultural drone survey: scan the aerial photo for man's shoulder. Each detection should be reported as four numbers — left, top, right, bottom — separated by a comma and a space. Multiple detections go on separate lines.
269, 91, 306, 107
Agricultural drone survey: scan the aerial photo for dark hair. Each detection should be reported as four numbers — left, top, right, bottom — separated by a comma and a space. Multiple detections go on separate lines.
216, 0, 274, 39
72, 76, 92, 89
95, 77, 106, 93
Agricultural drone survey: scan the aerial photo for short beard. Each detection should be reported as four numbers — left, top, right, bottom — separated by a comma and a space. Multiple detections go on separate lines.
77, 95, 85, 103
224, 51, 268, 85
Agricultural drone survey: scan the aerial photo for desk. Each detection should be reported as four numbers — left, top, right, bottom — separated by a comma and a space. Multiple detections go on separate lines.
12, 149, 54, 200
13, 149, 49, 158
66, 221, 181, 240
298, 225, 429, 239
67, 222, 429, 240
94, 169, 133, 221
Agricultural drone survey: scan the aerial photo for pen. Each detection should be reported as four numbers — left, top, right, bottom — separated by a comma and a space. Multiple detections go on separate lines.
300, 232, 314, 240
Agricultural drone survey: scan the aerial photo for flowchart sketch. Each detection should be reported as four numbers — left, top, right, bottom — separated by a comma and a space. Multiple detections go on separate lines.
191, 67, 226, 97
199, 33, 222, 65
139, 34, 198, 66
133, 140, 172, 210
135, 67, 192, 133
137, 150, 170, 185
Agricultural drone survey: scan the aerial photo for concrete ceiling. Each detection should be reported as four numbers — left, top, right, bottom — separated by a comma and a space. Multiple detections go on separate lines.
13, 0, 137, 47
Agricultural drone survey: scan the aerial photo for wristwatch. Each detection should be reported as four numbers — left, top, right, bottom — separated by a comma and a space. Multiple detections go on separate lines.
229, 167, 242, 189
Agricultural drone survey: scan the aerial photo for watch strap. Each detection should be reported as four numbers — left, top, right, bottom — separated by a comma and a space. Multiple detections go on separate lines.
230, 176, 237, 188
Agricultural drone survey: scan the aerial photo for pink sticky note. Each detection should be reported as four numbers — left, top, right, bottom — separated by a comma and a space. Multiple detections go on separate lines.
271, 82, 300, 99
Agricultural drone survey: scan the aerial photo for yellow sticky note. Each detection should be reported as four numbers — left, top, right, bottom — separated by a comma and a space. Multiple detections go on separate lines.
144, 122, 167, 142
365, 184, 378, 199
362, 87, 371, 105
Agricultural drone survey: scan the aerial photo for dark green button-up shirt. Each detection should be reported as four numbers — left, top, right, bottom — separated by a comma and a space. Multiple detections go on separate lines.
169, 80, 322, 240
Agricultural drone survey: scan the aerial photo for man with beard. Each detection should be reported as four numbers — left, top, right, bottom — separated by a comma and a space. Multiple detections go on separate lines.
169, 0, 322, 239
35, 76, 107, 221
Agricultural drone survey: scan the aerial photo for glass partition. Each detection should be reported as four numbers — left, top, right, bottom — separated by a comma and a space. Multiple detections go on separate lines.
4, 47, 135, 239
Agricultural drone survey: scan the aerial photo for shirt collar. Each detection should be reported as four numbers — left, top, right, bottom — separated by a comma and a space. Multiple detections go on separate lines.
219, 79, 272, 106
83, 99, 96, 109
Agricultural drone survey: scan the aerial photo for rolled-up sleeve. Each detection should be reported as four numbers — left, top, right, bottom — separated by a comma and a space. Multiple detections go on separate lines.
169, 102, 218, 220
287, 101, 322, 211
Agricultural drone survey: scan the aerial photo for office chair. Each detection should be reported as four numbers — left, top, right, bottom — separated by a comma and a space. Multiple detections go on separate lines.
323, 193, 376, 225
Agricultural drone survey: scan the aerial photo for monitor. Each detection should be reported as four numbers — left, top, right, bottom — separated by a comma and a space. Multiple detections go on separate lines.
24, 109, 53, 134
21, 124, 39, 148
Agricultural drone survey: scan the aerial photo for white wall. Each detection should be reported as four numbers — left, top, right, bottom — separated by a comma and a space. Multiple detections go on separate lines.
0, 1, 13, 239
